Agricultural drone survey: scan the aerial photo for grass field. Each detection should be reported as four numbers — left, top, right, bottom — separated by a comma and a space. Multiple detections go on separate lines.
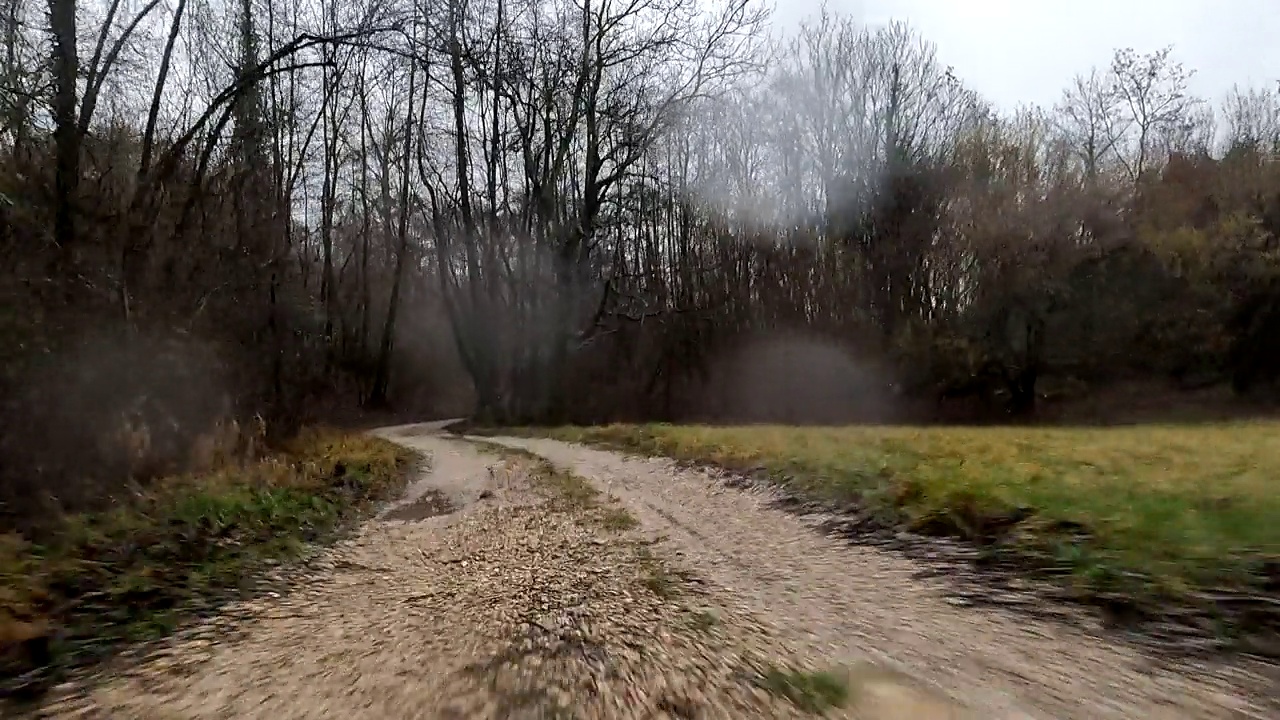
545, 422, 1280, 640
0, 428, 417, 696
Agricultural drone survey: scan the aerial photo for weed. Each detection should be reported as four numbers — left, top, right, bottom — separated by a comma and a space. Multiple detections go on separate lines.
755, 665, 849, 714
641, 571, 677, 599
597, 504, 639, 532
686, 608, 720, 633
636, 550, 680, 600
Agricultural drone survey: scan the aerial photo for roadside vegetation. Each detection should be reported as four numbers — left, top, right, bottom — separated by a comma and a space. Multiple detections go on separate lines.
544, 422, 1280, 650
0, 429, 416, 698
754, 665, 850, 714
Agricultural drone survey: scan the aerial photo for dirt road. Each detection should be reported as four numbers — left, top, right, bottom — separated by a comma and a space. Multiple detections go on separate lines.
34, 425, 1277, 719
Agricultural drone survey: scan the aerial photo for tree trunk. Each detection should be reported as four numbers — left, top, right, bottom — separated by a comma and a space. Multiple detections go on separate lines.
369, 55, 418, 407
47, 0, 78, 266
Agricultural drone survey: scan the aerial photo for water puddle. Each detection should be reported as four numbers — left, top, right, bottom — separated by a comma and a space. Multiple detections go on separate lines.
384, 490, 456, 521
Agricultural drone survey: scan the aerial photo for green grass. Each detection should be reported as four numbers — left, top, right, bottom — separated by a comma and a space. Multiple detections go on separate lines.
0, 428, 416, 695
542, 422, 1280, 625
755, 665, 849, 714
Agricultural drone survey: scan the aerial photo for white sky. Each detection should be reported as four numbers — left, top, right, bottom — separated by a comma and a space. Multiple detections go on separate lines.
772, 0, 1280, 111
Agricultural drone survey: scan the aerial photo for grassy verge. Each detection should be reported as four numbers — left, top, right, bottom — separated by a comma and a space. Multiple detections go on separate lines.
541, 422, 1280, 649
0, 427, 417, 696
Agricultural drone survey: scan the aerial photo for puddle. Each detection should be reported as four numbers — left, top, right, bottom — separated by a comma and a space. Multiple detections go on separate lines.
384, 490, 456, 521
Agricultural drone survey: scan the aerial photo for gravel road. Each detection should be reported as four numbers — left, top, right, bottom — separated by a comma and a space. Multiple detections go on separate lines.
477, 434, 1279, 720
30, 425, 1278, 719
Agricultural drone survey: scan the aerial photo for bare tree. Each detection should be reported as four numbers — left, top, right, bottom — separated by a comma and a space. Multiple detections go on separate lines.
1107, 46, 1199, 185
46, 0, 77, 260
1054, 69, 1124, 185
1222, 83, 1280, 155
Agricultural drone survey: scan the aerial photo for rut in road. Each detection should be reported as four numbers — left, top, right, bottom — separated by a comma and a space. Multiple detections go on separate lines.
33, 427, 1276, 719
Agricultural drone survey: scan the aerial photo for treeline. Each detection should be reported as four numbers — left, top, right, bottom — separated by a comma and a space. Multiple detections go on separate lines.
3, 0, 1280, 520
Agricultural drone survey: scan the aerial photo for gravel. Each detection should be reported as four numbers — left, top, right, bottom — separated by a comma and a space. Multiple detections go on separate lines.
29, 432, 824, 719
29, 428, 1277, 719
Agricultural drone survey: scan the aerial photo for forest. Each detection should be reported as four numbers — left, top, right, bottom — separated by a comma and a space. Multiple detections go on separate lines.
4, 0, 1280, 520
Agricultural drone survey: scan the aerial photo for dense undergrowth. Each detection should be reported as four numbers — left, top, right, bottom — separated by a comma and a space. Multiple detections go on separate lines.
539, 422, 1280, 655
0, 428, 417, 698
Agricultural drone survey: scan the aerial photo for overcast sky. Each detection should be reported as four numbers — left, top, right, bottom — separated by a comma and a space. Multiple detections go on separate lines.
772, 0, 1280, 112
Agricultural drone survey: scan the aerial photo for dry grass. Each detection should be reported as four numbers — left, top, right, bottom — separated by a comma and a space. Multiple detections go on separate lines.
544, 422, 1280, 626
597, 502, 640, 532
0, 427, 417, 698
